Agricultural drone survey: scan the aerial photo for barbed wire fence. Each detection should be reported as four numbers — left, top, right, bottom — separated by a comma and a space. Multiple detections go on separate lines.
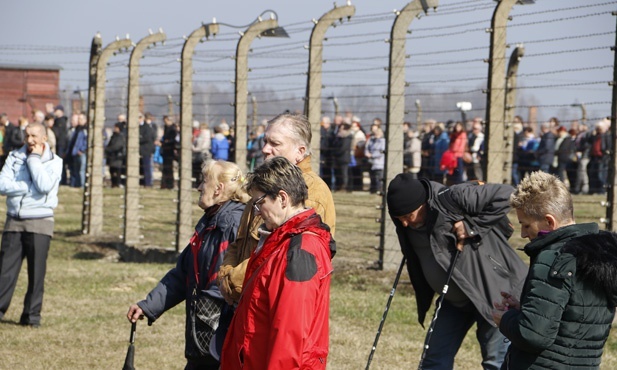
0, 0, 614, 269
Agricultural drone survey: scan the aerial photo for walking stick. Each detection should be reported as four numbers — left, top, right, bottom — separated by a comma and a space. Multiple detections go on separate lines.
365, 256, 407, 370
122, 321, 137, 370
418, 249, 461, 370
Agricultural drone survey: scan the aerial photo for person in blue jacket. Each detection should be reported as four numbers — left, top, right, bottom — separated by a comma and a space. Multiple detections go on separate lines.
0, 122, 63, 327
211, 125, 230, 161
127, 160, 250, 369
68, 113, 88, 187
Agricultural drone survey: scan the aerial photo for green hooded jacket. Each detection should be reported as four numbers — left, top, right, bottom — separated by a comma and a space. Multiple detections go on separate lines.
500, 223, 617, 369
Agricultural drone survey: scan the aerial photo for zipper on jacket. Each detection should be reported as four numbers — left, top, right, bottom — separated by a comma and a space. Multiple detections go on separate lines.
18, 194, 26, 218
488, 255, 509, 275
503, 349, 511, 370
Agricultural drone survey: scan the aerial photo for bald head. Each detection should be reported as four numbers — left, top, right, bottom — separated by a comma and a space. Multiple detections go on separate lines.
26, 122, 46, 136
25, 122, 48, 154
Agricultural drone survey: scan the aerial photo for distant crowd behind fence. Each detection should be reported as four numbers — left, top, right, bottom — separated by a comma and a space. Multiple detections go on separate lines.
3, 0, 615, 270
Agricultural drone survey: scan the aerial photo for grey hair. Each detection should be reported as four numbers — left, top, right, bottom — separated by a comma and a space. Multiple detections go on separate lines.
510, 171, 574, 223
267, 113, 312, 157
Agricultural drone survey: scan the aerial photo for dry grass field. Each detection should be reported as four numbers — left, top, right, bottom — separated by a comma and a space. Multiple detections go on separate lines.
0, 186, 615, 369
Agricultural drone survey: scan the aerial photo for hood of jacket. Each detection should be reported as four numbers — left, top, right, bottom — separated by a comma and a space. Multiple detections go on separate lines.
561, 230, 617, 305
523, 222, 598, 258
263, 209, 333, 258
418, 178, 444, 228
195, 200, 245, 235
246, 209, 332, 282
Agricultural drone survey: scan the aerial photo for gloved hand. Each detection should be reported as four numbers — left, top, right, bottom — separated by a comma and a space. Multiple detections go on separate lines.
217, 259, 250, 305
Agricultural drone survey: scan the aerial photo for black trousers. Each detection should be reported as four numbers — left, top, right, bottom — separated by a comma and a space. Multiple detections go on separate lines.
0, 232, 51, 325
185, 355, 219, 370
109, 166, 123, 188
334, 163, 349, 191
161, 156, 175, 189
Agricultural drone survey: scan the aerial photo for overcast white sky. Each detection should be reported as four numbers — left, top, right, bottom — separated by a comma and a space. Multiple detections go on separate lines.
1, 0, 614, 125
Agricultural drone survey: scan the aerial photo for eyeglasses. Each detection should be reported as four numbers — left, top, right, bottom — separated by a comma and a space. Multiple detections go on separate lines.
253, 194, 267, 214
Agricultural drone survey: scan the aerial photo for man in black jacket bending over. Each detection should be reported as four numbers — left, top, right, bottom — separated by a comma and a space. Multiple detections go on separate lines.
386, 174, 527, 369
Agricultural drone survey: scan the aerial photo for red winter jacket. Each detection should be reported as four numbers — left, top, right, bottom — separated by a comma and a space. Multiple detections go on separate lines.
439, 149, 458, 175
221, 209, 333, 370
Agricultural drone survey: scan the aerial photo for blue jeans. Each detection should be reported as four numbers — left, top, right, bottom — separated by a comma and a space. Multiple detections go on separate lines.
539, 163, 551, 174
70, 153, 86, 187
511, 162, 520, 186
140, 155, 153, 187
587, 157, 607, 194
420, 300, 507, 370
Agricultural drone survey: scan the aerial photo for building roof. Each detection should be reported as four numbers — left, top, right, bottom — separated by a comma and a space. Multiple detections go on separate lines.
0, 63, 63, 71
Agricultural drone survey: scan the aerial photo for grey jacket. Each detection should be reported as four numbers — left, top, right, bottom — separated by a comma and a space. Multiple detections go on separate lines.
393, 179, 528, 325
0, 143, 62, 219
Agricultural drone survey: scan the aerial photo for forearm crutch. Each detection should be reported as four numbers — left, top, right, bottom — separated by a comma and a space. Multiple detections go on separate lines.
418, 249, 461, 370
365, 256, 407, 370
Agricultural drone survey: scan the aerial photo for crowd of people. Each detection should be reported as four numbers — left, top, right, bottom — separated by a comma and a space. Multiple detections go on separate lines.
119, 111, 615, 369
128, 113, 336, 369
0, 106, 615, 368
511, 115, 612, 195
0, 107, 241, 190
1, 106, 97, 188
319, 113, 490, 192
3, 104, 608, 196
106, 114, 236, 189
320, 112, 612, 195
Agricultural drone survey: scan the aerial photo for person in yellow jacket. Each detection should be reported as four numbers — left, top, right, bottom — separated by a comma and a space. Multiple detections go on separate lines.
218, 113, 336, 305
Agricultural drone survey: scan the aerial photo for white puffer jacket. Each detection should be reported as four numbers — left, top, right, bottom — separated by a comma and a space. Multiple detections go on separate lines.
0, 143, 63, 219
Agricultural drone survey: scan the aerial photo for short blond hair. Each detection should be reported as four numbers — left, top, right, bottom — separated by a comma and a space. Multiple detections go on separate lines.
510, 171, 574, 223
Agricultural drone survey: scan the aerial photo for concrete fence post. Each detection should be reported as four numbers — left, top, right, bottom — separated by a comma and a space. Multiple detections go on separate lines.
606, 11, 617, 230
250, 93, 257, 129
381, 0, 438, 271
503, 45, 525, 185
234, 18, 278, 174
124, 30, 166, 246
82, 33, 102, 234
177, 22, 220, 250
484, 0, 520, 184
305, 4, 355, 174
85, 36, 132, 235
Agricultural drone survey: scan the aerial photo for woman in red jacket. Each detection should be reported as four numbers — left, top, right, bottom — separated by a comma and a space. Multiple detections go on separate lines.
221, 156, 334, 370
446, 121, 468, 185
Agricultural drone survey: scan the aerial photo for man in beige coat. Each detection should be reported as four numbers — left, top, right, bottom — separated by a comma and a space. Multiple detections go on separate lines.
218, 113, 336, 305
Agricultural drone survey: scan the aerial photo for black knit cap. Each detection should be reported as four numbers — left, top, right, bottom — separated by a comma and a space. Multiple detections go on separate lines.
387, 174, 428, 217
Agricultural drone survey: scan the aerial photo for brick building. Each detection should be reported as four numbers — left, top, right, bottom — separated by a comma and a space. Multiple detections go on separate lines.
0, 63, 62, 122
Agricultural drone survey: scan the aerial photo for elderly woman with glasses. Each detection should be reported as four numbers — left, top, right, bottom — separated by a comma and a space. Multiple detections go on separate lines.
220, 156, 334, 370
127, 160, 250, 370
